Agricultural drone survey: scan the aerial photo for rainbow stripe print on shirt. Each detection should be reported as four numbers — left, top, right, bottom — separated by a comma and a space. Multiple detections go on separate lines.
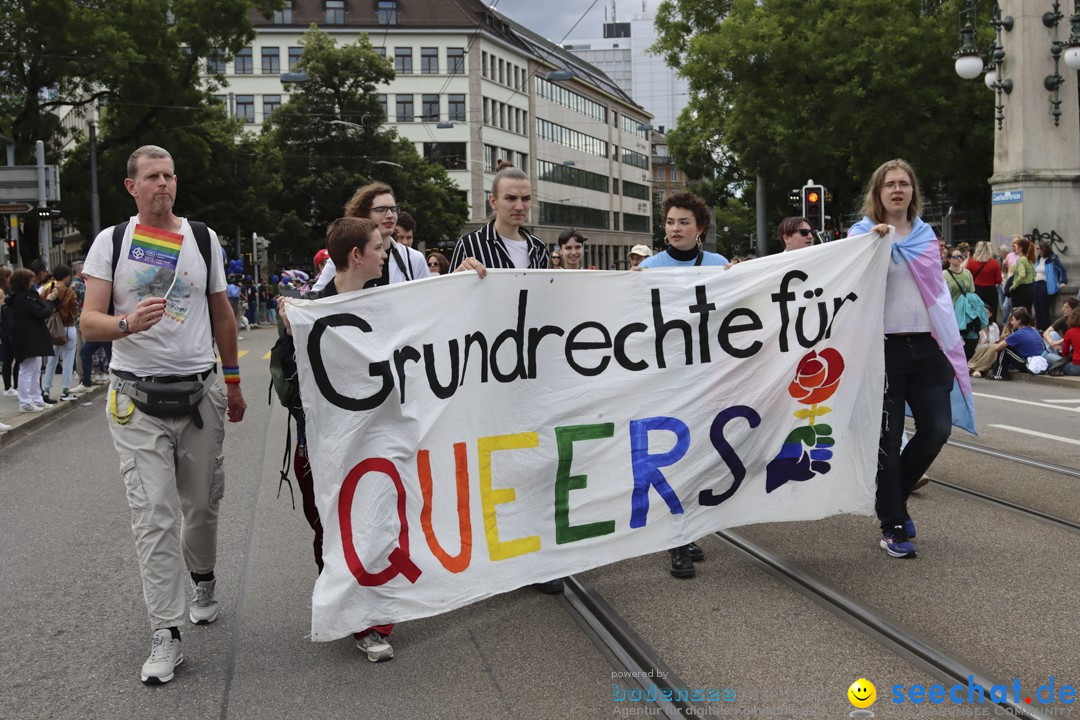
128, 224, 184, 270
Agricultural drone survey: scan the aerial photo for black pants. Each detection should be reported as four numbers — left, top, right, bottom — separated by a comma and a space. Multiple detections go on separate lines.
974, 285, 998, 324
1010, 282, 1033, 317
0, 343, 12, 390
1033, 280, 1052, 331
991, 347, 1030, 379
877, 335, 954, 531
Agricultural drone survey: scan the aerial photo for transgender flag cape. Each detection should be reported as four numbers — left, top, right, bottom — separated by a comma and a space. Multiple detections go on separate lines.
850, 216, 977, 434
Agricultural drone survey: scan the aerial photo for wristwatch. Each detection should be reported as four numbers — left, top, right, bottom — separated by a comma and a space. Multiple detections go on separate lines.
118, 316, 130, 334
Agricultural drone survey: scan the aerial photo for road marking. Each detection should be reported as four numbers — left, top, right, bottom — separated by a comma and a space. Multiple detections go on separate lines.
262, 351, 271, 360
972, 392, 1080, 413
988, 424, 1080, 447
1042, 398, 1080, 404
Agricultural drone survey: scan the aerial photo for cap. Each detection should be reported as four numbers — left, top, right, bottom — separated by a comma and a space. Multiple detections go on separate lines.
628, 244, 653, 258
314, 248, 330, 266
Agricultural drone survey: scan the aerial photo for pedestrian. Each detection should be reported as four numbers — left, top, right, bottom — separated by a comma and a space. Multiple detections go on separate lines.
627, 244, 652, 268
1007, 237, 1035, 317
226, 275, 242, 328
943, 250, 981, 359
557, 228, 586, 269
1055, 305, 1080, 376
778, 216, 814, 252
426, 251, 450, 275
849, 158, 967, 560
79, 144, 246, 685
1033, 241, 1068, 331
0, 267, 15, 397
550, 250, 562, 269
965, 241, 1002, 324
1042, 296, 1079, 365
29, 258, 48, 290
394, 211, 416, 248
40, 265, 79, 403
6, 268, 55, 412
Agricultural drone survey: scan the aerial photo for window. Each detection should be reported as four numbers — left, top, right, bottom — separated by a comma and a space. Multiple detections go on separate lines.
448, 94, 465, 122
325, 0, 344, 24
536, 118, 609, 158
236, 95, 255, 123
484, 144, 497, 172
235, 47, 253, 74
447, 48, 465, 74
423, 142, 467, 170
622, 180, 649, 200
538, 202, 609, 230
211, 94, 227, 114
622, 148, 649, 170
534, 77, 608, 123
515, 151, 528, 169
421, 94, 440, 121
481, 51, 488, 78
261, 47, 280, 75
374, 47, 386, 58
273, 4, 292, 23
377, 0, 398, 25
263, 95, 281, 120
376, 94, 387, 120
395, 48, 413, 74
498, 58, 504, 85
622, 115, 648, 139
623, 213, 650, 233
207, 49, 225, 74
288, 47, 303, 71
536, 160, 609, 193
395, 94, 414, 122
421, 47, 438, 74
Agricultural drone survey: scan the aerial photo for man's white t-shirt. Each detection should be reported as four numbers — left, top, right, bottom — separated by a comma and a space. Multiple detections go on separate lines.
84, 216, 227, 375
500, 233, 530, 269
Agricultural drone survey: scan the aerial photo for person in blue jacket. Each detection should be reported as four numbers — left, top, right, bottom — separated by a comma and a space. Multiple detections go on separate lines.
1034, 241, 1068, 331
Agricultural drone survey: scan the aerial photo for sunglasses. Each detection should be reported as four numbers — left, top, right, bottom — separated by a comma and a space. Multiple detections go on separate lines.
796, 229, 813, 237
427, 261, 440, 267
950, 254, 963, 260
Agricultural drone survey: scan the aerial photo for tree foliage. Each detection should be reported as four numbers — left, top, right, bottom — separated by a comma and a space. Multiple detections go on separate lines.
654, 0, 994, 232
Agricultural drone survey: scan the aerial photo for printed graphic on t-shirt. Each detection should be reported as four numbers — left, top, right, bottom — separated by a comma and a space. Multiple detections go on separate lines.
126, 224, 191, 324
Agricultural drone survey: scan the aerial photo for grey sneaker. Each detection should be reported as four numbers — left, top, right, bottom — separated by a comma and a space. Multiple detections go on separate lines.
141, 629, 183, 684
189, 579, 219, 624
354, 630, 394, 662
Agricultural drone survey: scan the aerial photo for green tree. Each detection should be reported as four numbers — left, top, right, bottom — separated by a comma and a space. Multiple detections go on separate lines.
260, 27, 468, 260
655, 0, 994, 234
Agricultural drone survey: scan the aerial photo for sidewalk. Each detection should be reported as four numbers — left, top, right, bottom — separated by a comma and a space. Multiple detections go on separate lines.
0, 380, 107, 448
1008, 370, 1080, 390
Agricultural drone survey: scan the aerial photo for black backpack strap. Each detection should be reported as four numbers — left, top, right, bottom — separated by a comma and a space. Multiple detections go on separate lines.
188, 221, 213, 298
390, 243, 410, 280
108, 221, 129, 316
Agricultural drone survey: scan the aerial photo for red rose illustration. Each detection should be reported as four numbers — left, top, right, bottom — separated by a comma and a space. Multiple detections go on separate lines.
788, 348, 845, 405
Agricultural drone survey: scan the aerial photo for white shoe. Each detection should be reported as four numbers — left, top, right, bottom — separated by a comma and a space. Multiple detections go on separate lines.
0, 422, 13, 432
189, 579, 219, 624
19, 404, 44, 413
354, 630, 394, 662
141, 629, 183, 684
69, 384, 91, 394
2, 388, 16, 397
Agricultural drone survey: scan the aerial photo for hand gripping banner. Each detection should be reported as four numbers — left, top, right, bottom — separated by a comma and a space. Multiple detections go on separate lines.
286, 233, 893, 640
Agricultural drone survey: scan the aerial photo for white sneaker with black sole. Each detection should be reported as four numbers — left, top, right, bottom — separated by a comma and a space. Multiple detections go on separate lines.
141, 629, 183, 684
355, 630, 393, 662
189, 579, 219, 624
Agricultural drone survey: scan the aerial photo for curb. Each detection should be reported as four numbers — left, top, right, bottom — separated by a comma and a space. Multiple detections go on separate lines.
0, 384, 108, 450
1005, 372, 1080, 391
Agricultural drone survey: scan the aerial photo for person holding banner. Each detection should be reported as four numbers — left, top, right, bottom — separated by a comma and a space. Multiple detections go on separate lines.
639, 192, 728, 269
778, 217, 815, 252
849, 159, 973, 560
277, 217, 404, 662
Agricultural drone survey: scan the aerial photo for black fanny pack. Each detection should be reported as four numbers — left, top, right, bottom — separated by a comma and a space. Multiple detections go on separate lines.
113, 368, 217, 428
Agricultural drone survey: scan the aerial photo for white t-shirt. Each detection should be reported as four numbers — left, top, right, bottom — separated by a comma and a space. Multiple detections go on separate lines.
500, 233, 530, 269
84, 216, 227, 375
312, 241, 430, 290
883, 255, 932, 334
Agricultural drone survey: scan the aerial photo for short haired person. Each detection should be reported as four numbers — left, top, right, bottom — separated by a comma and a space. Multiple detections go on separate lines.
778, 217, 814, 252
426, 251, 450, 275
451, 161, 549, 276
80, 145, 246, 685
277, 217, 400, 661
557, 228, 585, 269
395, 211, 416, 247
627, 244, 652, 268
636, 190, 727, 578
312, 182, 428, 292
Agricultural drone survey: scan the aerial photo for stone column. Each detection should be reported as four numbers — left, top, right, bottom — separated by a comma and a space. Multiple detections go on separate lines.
990, 1, 1080, 293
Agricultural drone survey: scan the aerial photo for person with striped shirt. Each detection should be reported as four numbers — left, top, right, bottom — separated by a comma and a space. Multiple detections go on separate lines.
450, 161, 549, 276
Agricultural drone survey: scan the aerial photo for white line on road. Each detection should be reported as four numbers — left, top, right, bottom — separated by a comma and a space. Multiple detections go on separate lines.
1041, 399, 1080, 404
972, 392, 1080, 413
988, 424, 1080, 447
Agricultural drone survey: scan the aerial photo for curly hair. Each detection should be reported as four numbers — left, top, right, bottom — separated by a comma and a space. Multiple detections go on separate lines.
661, 192, 711, 240
344, 182, 395, 218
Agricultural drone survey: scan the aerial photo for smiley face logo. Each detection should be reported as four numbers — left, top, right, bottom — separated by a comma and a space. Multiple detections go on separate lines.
848, 678, 876, 709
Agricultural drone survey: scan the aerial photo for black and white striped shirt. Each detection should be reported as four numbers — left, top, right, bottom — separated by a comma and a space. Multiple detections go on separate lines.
450, 220, 549, 270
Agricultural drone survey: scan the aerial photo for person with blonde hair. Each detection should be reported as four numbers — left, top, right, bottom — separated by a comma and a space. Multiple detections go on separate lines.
965, 240, 1002, 323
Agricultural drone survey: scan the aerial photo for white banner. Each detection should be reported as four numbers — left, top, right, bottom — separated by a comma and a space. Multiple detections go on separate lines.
287, 233, 892, 640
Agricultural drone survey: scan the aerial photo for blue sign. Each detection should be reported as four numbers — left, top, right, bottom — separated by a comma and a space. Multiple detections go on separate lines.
992, 190, 1023, 204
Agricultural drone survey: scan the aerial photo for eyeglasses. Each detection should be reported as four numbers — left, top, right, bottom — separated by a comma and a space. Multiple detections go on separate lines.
796, 229, 813, 237
883, 181, 912, 191
950, 254, 963, 260
371, 206, 399, 216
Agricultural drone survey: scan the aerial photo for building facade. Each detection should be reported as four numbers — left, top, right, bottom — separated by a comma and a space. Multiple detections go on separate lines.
208, 0, 652, 267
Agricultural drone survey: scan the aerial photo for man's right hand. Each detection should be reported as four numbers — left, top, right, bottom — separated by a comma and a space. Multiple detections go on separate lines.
128, 297, 167, 333
454, 257, 488, 278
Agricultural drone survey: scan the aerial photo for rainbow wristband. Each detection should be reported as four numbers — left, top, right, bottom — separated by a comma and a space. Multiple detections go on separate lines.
222, 366, 241, 385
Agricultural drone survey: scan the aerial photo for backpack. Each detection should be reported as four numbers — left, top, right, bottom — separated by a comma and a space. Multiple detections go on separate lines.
268, 331, 304, 508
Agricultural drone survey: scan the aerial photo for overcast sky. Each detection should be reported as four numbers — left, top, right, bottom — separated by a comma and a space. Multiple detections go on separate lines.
491, 0, 658, 44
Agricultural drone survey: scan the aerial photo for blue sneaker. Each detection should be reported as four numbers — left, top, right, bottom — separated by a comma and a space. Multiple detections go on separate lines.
880, 525, 917, 558
904, 518, 916, 539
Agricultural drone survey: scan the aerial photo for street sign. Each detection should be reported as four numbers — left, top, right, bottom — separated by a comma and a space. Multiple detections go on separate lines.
991, 189, 1022, 204
0, 203, 31, 214
0, 165, 61, 203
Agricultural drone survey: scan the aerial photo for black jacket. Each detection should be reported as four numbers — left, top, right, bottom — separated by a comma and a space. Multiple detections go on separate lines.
7, 290, 55, 361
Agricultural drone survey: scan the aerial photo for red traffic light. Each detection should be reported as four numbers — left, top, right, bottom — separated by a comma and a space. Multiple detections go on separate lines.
806, 191, 820, 204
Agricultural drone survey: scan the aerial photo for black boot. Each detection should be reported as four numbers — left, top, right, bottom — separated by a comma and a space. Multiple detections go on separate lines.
669, 545, 695, 578
533, 578, 565, 594
685, 541, 705, 562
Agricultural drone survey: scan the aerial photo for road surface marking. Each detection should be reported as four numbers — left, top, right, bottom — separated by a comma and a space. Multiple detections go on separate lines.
972, 392, 1080, 413
988, 424, 1080, 447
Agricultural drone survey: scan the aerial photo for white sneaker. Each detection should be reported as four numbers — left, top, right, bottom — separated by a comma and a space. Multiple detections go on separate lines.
189, 579, 219, 624
69, 384, 91, 395
19, 404, 44, 413
2, 388, 16, 397
141, 629, 183, 684
354, 630, 394, 662
0, 422, 13, 432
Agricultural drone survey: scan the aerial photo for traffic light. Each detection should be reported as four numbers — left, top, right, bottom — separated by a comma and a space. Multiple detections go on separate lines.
789, 188, 801, 209
801, 182, 826, 232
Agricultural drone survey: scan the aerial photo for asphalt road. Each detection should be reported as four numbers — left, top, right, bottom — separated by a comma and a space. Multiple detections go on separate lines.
1, 325, 1077, 719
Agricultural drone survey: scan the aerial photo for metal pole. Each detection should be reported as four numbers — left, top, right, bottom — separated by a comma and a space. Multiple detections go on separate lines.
89, 116, 101, 238
36, 140, 49, 264
2, 135, 17, 266
755, 172, 768, 257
